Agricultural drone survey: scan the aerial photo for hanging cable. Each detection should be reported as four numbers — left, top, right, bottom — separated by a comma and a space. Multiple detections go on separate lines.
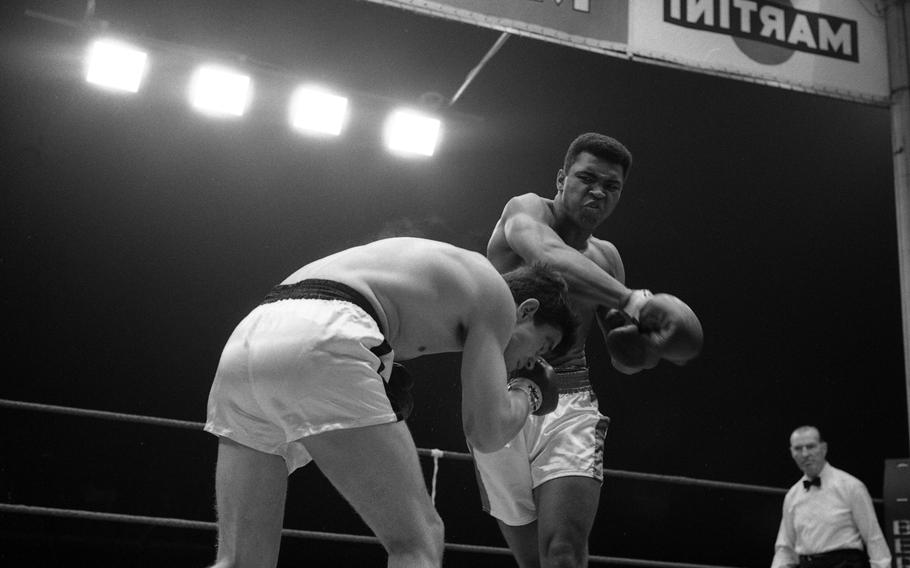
449, 32, 510, 107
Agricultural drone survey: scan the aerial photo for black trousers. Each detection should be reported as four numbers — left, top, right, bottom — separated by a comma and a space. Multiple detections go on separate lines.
799, 549, 869, 568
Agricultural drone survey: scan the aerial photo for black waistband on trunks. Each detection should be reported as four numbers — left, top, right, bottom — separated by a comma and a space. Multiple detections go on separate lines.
552, 366, 592, 393
261, 279, 391, 357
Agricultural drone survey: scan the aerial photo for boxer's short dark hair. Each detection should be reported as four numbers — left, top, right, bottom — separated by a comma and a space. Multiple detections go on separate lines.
564, 132, 633, 181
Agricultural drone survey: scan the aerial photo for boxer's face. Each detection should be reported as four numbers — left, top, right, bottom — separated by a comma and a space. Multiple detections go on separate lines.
504, 300, 563, 372
504, 321, 562, 372
556, 152, 624, 230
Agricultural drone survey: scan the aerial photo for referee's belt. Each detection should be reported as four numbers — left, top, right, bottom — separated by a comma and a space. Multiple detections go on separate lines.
798, 548, 865, 566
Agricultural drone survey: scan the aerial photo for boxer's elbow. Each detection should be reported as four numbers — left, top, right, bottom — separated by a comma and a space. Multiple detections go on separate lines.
467, 431, 507, 454
463, 416, 509, 454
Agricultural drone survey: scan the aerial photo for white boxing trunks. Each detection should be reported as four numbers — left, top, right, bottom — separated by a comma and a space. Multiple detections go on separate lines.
204, 280, 399, 473
471, 367, 610, 526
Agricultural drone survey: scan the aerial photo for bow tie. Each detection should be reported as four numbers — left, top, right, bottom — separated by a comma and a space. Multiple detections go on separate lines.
803, 477, 821, 490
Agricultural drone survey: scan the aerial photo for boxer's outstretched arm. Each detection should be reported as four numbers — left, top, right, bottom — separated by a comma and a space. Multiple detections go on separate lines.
498, 195, 630, 308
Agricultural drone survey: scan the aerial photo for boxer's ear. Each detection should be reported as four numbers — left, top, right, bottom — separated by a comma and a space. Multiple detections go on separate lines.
555, 169, 566, 192
516, 298, 540, 323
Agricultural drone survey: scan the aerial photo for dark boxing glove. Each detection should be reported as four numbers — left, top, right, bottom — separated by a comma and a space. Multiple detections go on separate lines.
384, 363, 414, 421
507, 358, 558, 416
597, 305, 631, 333
598, 288, 653, 335
607, 292, 703, 375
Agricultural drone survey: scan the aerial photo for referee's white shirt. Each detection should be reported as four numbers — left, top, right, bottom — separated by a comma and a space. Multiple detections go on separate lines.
771, 462, 891, 568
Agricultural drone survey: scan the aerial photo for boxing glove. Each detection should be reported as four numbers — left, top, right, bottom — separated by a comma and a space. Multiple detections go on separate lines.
597, 305, 631, 333
621, 288, 653, 322
508, 358, 559, 416
598, 289, 653, 334
385, 363, 414, 421
606, 293, 703, 374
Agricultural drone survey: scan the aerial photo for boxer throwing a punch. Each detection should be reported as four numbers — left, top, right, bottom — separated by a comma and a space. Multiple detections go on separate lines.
204, 237, 577, 568
472, 133, 704, 567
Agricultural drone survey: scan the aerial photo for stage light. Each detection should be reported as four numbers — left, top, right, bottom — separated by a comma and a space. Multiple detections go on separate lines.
188, 64, 252, 117
289, 86, 348, 136
84, 38, 148, 93
383, 108, 441, 157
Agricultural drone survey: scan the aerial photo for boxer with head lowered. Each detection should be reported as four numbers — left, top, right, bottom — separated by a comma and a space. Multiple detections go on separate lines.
204, 236, 578, 568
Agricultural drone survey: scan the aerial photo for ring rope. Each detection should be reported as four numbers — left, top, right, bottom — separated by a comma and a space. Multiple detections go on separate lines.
0, 397, 203, 430
0, 398, 792, 497
0, 502, 745, 568
0, 398, 762, 567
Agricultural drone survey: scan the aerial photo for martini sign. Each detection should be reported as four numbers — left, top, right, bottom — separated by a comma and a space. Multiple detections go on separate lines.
630, 0, 887, 105
663, 0, 858, 63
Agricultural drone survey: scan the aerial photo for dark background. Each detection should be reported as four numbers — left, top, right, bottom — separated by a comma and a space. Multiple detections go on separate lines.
0, 0, 905, 566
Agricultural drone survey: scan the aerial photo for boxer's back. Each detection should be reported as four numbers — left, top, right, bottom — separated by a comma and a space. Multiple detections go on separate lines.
282, 237, 513, 360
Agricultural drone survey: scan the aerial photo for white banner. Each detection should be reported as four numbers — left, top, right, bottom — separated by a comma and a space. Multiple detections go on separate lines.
364, 0, 889, 106
629, 0, 888, 106
362, 0, 629, 55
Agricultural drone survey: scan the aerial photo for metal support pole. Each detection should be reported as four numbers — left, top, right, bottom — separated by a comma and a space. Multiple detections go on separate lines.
886, 0, 910, 452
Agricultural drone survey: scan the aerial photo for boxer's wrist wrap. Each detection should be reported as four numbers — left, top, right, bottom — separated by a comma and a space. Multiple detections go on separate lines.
507, 378, 541, 414
622, 289, 653, 322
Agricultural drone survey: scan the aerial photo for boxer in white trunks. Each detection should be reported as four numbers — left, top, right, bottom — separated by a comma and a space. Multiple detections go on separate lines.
473, 133, 703, 567
204, 236, 578, 568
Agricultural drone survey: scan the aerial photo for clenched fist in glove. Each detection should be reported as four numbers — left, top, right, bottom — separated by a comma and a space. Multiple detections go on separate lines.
606, 291, 703, 375
508, 358, 559, 416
